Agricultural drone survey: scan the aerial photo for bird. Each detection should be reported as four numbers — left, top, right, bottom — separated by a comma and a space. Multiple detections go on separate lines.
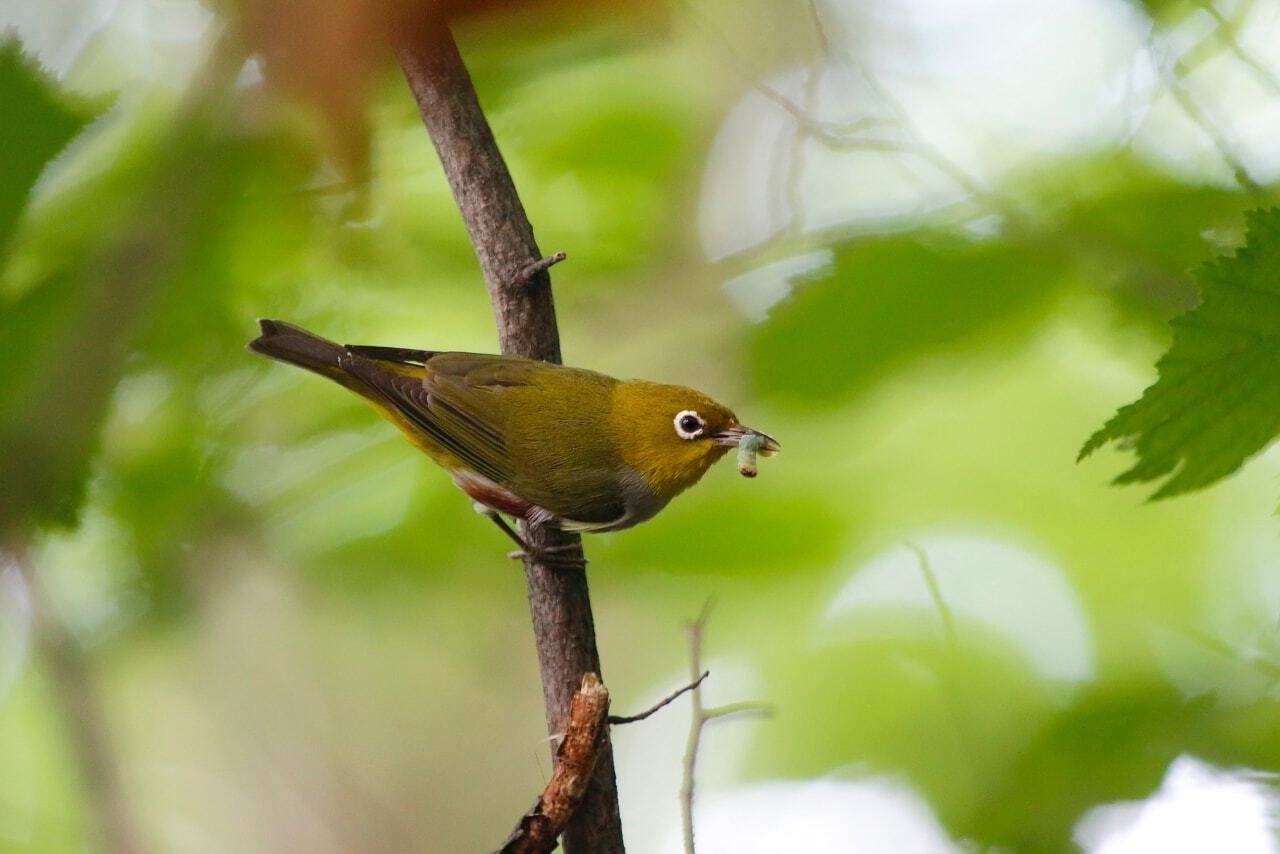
248, 319, 779, 562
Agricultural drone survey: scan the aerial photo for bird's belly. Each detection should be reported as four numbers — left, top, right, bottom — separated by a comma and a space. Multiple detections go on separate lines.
566, 468, 667, 533
449, 467, 662, 533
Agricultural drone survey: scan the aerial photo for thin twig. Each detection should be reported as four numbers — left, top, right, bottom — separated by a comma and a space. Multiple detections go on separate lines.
518, 252, 567, 285
1148, 32, 1262, 193
782, 1, 828, 235
682, 0, 999, 210
781, 0, 839, 235
1201, 2, 1280, 99
905, 542, 957, 646
680, 602, 711, 854
608, 671, 710, 725
850, 62, 994, 204
703, 701, 774, 722
806, 0, 832, 57
5, 541, 147, 854
676, 0, 891, 148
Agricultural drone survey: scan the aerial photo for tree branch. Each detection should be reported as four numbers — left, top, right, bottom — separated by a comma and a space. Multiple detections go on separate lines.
394, 17, 624, 853
498, 674, 611, 854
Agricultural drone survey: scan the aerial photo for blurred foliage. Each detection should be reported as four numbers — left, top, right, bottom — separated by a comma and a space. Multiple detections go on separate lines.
1055, 167, 1248, 315
0, 64, 309, 542
979, 682, 1280, 852
1082, 207, 1280, 499
0, 38, 105, 255
748, 236, 1072, 406
3, 1, 1280, 853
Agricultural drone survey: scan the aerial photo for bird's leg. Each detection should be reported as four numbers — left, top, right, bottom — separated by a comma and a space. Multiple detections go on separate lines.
476, 505, 588, 568
482, 508, 528, 550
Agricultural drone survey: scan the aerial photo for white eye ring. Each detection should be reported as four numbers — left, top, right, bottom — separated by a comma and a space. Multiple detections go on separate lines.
674, 409, 706, 440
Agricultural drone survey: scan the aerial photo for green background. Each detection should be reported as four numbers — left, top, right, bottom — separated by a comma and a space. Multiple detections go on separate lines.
4, 0, 1280, 851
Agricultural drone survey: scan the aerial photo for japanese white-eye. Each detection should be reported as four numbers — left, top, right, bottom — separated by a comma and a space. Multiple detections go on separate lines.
248, 320, 778, 550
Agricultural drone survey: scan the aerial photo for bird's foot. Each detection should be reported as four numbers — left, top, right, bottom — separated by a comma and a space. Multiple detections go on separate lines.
482, 509, 587, 569
506, 541, 589, 568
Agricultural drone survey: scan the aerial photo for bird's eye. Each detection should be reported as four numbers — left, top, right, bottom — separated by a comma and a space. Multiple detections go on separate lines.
674, 410, 706, 440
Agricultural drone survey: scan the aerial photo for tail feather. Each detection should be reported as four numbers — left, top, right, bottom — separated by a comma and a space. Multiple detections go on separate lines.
249, 320, 446, 464
248, 319, 352, 383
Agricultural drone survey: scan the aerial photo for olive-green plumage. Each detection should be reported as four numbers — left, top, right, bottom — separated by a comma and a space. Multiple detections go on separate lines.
248, 319, 778, 535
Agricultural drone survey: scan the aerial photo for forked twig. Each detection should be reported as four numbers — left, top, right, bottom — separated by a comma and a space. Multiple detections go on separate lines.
609, 671, 711, 725
680, 602, 773, 854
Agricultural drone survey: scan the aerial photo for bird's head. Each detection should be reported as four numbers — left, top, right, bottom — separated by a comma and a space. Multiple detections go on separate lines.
611, 380, 779, 500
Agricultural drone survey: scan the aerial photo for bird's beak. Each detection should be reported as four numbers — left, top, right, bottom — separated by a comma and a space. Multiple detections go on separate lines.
713, 424, 780, 455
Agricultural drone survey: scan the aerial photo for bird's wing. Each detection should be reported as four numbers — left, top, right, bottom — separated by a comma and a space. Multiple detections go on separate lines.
343, 349, 633, 526
342, 350, 550, 487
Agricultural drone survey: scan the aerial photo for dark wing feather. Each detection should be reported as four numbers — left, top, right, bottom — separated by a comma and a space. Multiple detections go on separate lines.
345, 344, 438, 365
378, 372, 512, 484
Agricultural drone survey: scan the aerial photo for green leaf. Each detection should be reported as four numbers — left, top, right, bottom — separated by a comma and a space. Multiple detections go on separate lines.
0, 36, 104, 253
1080, 207, 1280, 499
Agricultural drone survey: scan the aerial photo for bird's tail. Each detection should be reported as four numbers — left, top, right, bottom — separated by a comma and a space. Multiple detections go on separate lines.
248, 319, 360, 388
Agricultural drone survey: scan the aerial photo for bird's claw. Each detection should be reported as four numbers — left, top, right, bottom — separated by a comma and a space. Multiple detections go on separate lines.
485, 511, 587, 568
507, 543, 589, 568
